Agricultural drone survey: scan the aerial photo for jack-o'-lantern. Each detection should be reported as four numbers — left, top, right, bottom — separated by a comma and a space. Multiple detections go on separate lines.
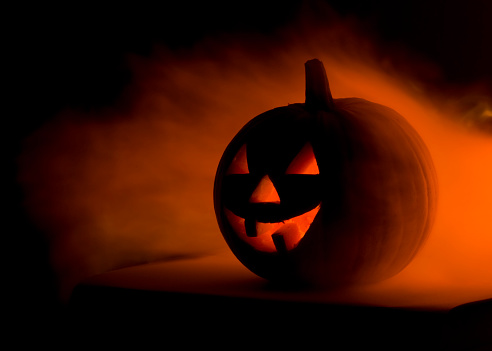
213, 59, 437, 286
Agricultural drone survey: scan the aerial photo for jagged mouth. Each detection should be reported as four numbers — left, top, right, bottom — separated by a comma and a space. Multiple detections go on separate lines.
224, 204, 321, 253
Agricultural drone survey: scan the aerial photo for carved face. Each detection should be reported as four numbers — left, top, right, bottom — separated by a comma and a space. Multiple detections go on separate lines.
219, 112, 323, 254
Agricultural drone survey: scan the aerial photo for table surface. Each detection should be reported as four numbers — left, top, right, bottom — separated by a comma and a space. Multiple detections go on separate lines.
81, 250, 492, 311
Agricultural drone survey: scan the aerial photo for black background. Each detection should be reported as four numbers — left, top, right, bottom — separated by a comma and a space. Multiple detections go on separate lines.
9, 1, 492, 128
5, 0, 492, 345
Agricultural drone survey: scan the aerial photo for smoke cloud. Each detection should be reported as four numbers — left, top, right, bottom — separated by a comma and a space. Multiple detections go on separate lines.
17, 8, 492, 302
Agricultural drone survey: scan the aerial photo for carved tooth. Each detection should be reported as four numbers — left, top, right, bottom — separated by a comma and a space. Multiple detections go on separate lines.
245, 218, 257, 237
272, 233, 287, 254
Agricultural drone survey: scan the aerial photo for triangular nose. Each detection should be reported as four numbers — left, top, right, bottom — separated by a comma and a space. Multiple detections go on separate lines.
249, 175, 280, 204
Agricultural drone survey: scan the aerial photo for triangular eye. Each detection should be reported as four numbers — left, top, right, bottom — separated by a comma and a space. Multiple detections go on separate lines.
249, 175, 281, 204
226, 144, 249, 175
285, 143, 319, 175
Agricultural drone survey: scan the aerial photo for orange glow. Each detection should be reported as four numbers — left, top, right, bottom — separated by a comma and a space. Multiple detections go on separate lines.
17, 10, 492, 305
285, 143, 319, 175
249, 175, 280, 204
224, 205, 321, 252
226, 144, 249, 175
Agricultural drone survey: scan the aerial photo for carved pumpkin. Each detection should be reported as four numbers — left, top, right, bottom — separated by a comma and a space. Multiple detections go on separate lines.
214, 59, 437, 286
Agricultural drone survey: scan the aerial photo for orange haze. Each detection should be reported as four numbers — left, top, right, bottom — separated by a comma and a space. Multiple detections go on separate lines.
18, 15, 492, 302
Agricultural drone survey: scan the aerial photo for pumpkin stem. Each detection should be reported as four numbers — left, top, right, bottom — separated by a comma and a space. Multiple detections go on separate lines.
304, 59, 335, 111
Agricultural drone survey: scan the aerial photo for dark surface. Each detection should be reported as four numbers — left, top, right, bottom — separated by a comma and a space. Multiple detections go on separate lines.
68, 283, 450, 350
442, 298, 492, 351
68, 284, 492, 350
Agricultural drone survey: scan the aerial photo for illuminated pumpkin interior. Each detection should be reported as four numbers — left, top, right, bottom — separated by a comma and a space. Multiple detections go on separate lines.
224, 143, 321, 253
224, 205, 321, 253
285, 143, 319, 175
249, 175, 281, 204
226, 144, 249, 175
